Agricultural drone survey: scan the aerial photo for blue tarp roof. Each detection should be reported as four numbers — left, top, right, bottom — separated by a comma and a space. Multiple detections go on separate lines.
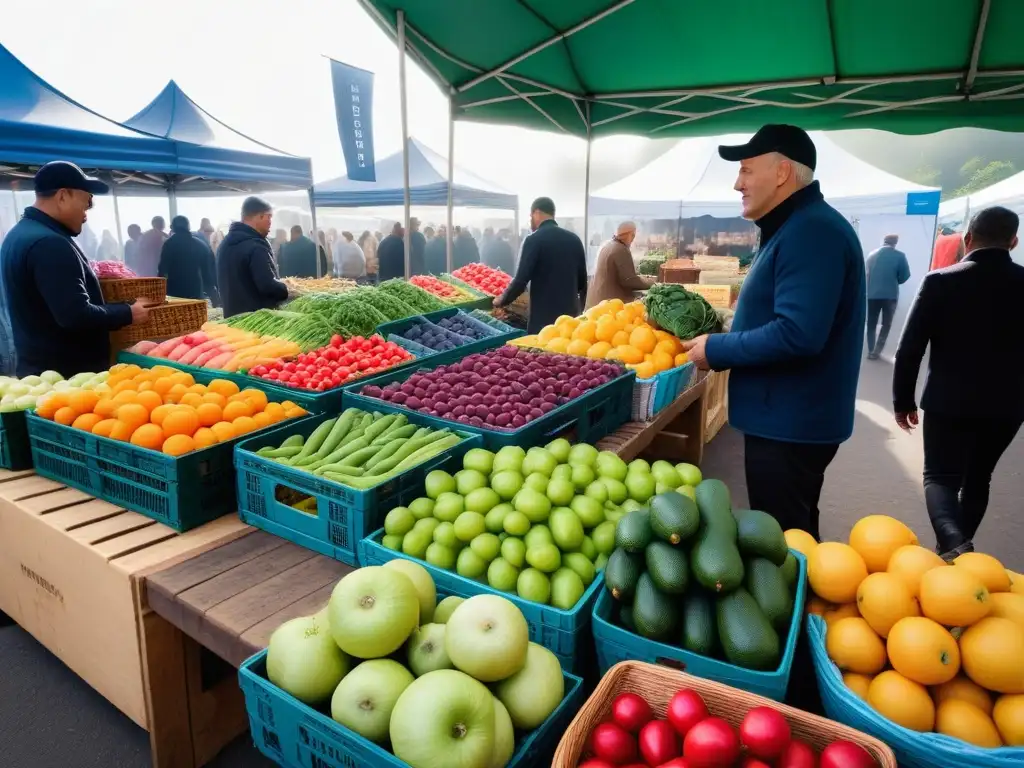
124, 81, 312, 192
0, 43, 177, 185
313, 138, 517, 210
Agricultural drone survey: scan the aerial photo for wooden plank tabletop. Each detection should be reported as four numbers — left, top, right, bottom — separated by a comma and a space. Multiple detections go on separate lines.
145, 531, 351, 668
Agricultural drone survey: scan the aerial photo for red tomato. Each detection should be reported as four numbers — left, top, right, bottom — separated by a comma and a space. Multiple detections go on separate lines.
820, 741, 876, 768
666, 690, 710, 738
738, 759, 772, 768
739, 707, 791, 760
611, 693, 654, 734
777, 740, 817, 768
330, 334, 342, 347
284, 362, 297, 373
639, 721, 679, 767
657, 760, 691, 768
577, 761, 616, 768
683, 718, 739, 768
590, 722, 638, 765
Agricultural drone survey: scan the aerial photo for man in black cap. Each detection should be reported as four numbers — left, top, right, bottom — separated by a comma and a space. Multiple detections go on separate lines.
493, 196, 588, 333
0, 161, 152, 377
682, 125, 866, 539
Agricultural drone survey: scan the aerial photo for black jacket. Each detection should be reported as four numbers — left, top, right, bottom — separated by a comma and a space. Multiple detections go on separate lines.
1, 207, 132, 376
424, 236, 447, 275
377, 234, 406, 281
159, 230, 217, 301
482, 237, 515, 275
894, 247, 1024, 418
278, 235, 328, 279
216, 222, 288, 318
497, 219, 588, 333
454, 234, 480, 271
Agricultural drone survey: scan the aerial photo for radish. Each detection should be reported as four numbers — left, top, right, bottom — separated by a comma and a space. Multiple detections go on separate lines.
193, 346, 228, 367
128, 341, 158, 354
205, 351, 234, 370
167, 343, 192, 361
151, 336, 185, 357
180, 339, 222, 364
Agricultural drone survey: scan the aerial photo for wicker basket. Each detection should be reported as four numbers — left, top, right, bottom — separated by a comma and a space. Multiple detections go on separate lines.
108, 298, 208, 349
99, 277, 167, 304
551, 661, 897, 768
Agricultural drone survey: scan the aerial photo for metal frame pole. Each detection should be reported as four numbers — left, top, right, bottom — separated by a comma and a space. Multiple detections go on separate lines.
446, 94, 455, 273
309, 187, 322, 278
111, 183, 124, 255
582, 102, 592, 259
398, 10, 412, 278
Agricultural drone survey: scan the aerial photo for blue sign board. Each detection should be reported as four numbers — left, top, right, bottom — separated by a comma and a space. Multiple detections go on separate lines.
906, 190, 940, 216
330, 60, 376, 182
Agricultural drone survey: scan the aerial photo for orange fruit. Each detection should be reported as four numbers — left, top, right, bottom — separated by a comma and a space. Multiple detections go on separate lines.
844, 672, 873, 701
993, 694, 1024, 746
185, 383, 208, 396
610, 346, 643, 365
537, 326, 558, 345
857, 572, 920, 638
628, 325, 657, 354
959, 617, 1024, 694
134, 390, 163, 412
887, 545, 946, 597
54, 406, 79, 426
628, 361, 656, 379
935, 699, 1003, 748
195, 402, 223, 427
112, 379, 138, 394
130, 423, 165, 451
223, 400, 253, 421
109, 420, 135, 441
232, 415, 258, 435
919, 566, 991, 627
566, 339, 592, 357
594, 318, 617, 343
586, 341, 612, 359
91, 418, 118, 438
868, 670, 935, 732
610, 330, 629, 347
163, 408, 200, 438
179, 392, 204, 409
162, 434, 196, 456
116, 403, 149, 431
955, 552, 1012, 593
280, 400, 298, 410
809, 542, 868, 603
651, 350, 675, 373
242, 389, 269, 412
35, 394, 63, 419
826, 617, 887, 675
71, 413, 103, 431
572, 321, 597, 344
150, 404, 176, 426
67, 390, 101, 414
136, 380, 154, 392
849, 515, 919, 573
934, 676, 994, 715
544, 337, 570, 354
263, 402, 286, 423
284, 407, 306, 419
152, 377, 174, 396
210, 421, 236, 442
149, 365, 176, 376
674, 352, 689, 366
654, 339, 679, 356
112, 390, 139, 405
887, 616, 960, 685
192, 427, 218, 449
209, 379, 240, 398
168, 371, 194, 387
202, 392, 227, 408
252, 412, 272, 429
165, 383, 189, 402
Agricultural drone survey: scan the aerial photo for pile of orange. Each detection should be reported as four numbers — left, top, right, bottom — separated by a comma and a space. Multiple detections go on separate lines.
517, 299, 689, 379
35, 363, 307, 456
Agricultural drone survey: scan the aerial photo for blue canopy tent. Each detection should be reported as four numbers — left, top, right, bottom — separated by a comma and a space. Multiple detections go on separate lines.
124, 81, 313, 196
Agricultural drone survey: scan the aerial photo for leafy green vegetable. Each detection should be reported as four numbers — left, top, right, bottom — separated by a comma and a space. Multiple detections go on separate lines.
378, 279, 447, 313
643, 283, 720, 340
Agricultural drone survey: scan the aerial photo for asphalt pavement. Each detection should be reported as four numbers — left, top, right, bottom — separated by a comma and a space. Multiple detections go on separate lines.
0, 355, 1020, 767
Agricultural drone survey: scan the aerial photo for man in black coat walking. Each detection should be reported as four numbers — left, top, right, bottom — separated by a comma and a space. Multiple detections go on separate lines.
159, 216, 218, 302
893, 205, 1024, 558
493, 197, 587, 333
377, 222, 406, 281
216, 197, 288, 318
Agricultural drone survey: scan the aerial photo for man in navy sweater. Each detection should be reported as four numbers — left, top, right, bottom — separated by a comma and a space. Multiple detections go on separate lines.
1, 162, 152, 377
683, 126, 866, 539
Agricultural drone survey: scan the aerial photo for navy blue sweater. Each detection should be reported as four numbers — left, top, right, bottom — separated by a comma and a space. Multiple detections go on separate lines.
1, 207, 132, 377
705, 183, 866, 444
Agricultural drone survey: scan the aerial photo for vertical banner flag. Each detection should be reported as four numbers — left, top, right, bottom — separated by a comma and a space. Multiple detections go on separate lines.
330, 60, 376, 181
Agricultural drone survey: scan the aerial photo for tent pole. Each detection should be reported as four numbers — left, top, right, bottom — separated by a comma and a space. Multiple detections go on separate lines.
582, 102, 592, 264
309, 187, 321, 279
446, 94, 455, 274
111, 182, 124, 256
168, 185, 178, 218
398, 9, 412, 279
513, 208, 520, 270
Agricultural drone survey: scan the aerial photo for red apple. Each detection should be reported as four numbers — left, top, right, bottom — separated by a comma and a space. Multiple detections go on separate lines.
778, 739, 818, 768
739, 706, 792, 760
639, 720, 680, 766
738, 758, 773, 768
682, 717, 740, 768
612, 692, 655, 733
665, 689, 710, 738
657, 759, 692, 768
820, 741, 876, 768
578, 760, 617, 768
591, 722, 639, 765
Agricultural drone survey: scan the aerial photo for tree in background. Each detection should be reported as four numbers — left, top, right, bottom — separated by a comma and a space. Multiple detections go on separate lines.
951, 157, 1017, 198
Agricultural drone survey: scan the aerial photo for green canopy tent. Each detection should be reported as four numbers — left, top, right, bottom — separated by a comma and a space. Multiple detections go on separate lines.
356, 0, 1023, 251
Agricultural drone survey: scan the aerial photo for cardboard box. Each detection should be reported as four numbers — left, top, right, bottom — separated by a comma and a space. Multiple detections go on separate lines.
683, 283, 733, 309
0, 470, 251, 767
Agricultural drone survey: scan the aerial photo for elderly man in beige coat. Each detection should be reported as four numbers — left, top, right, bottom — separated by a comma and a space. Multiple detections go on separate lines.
585, 221, 653, 309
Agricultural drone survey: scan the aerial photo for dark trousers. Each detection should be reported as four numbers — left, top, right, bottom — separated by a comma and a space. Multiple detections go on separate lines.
744, 434, 840, 540
923, 412, 1023, 554
866, 298, 897, 355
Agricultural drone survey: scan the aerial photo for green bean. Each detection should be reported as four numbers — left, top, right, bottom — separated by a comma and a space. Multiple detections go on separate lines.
372, 423, 416, 445
361, 414, 399, 444
308, 409, 360, 459
370, 416, 410, 444
281, 434, 304, 448
363, 440, 405, 470
310, 436, 371, 473
291, 417, 337, 463
260, 446, 302, 458
367, 431, 448, 475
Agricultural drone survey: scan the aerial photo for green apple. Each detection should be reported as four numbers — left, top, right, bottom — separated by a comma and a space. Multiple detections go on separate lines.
584, 480, 609, 504
677, 484, 696, 501
523, 472, 549, 494
425, 470, 456, 499
567, 443, 598, 467
462, 448, 495, 476
454, 512, 487, 542
432, 521, 459, 548
464, 487, 500, 515
544, 438, 571, 463
484, 502, 513, 533
408, 497, 435, 520
433, 492, 464, 522
595, 451, 628, 482
551, 464, 573, 482
570, 495, 605, 528
490, 470, 524, 501
455, 469, 488, 496
546, 477, 575, 506
570, 463, 596, 490
492, 445, 526, 473
600, 477, 628, 504
522, 447, 557, 477
513, 487, 551, 523
676, 463, 703, 486
331, 659, 414, 743
651, 460, 683, 488
433, 596, 464, 624
625, 471, 656, 503
628, 458, 651, 474
622, 499, 644, 512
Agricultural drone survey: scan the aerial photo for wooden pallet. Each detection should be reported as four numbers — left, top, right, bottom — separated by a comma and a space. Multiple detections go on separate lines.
705, 369, 730, 443
0, 470, 251, 768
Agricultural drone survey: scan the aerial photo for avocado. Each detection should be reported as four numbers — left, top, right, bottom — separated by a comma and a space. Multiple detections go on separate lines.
615, 509, 652, 553
645, 540, 689, 594
650, 491, 700, 545
604, 547, 643, 601
744, 557, 794, 630
694, 479, 737, 538
779, 552, 798, 588
632, 572, 679, 641
717, 587, 781, 671
618, 600, 636, 631
690, 527, 745, 593
734, 509, 789, 565
681, 584, 718, 657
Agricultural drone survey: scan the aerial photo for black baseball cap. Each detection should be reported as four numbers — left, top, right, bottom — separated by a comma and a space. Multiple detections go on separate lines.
718, 125, 817, 171
33, 161, 110, 196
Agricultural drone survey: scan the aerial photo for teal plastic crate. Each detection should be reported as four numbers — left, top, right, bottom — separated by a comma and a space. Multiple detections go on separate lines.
239, 648, 585, 768
341, 358, 634, 450
0, 410, 33, 470
234, 413, 483, 566
26, 411, 316, 532
808, 615, 1023, 768
591, 551, 808, 701
631, 362, 697, 421
360, 528, 603, 671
